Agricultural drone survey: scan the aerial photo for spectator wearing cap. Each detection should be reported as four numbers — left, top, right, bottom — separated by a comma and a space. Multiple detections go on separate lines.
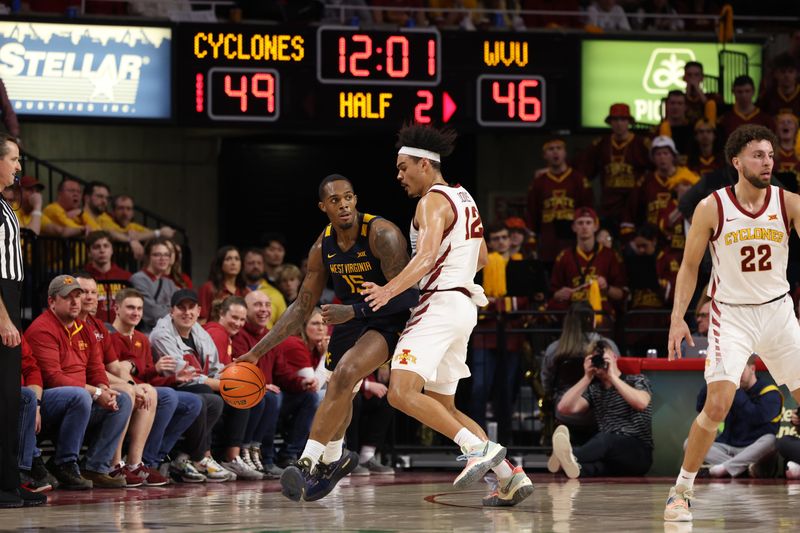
757, 53, 800, 117
74, 272, 169, 487
101, 194, 175, 245
687, 119, 724, 178
198, 246, 249, 323
719, 76, 776, 139
242, 248, 286, 329
42, 178, 100, 236
110, 288, 203, 485
775, 111, 800, 190
25, 274, 133, 489
148, 288, 232, 482
654, 90, 692, 159
548, 207, 627, 323
8, 176, 56, 237
84, 231, 132, 324
129, 239, 178, 332
261, 233, 286, 286
630, 136, 681, 228
527, 138, 593, 264
578, 103, 650, 241
505, 217, 534, 259
683, 61, 722, 127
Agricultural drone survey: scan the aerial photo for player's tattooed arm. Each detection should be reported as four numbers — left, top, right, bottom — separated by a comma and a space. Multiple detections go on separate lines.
238, 235, 328, 363
370, 218, 411, 282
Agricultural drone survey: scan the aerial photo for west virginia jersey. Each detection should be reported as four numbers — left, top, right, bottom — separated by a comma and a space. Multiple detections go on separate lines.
321, 213, 410, 372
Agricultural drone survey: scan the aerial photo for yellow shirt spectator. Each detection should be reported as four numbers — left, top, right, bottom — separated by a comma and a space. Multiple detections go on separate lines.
98, 212, 149, 233
250, 278, 287, 328
43, 202, 100, 230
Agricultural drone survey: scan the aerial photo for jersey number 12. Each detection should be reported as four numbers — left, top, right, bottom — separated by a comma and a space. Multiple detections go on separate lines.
464, 206, 484, 239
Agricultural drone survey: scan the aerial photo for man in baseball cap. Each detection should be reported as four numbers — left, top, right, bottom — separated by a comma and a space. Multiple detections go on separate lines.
171, 289, 199, 308
48, 274, 83, 299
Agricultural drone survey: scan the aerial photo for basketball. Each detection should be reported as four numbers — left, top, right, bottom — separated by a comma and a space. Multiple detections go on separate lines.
219, 362, 266, 409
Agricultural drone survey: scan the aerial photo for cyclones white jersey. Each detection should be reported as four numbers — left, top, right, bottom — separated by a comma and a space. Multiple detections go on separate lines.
410, 184, 486, 297
707, 185, 790, 304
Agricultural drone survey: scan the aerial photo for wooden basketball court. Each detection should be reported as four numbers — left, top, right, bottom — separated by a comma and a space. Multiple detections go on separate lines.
4, 473, 798, 531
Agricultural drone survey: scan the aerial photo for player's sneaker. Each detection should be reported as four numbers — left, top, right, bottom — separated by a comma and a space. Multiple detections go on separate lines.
304, 450, 360, 502
453, 441, 507, 490
280, 457, 314, 502
664, 484, 693, 522
552, 426, 580, 479
482, 466, 534, 507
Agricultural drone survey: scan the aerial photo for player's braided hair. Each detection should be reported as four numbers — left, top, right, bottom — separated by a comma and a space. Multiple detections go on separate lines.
724, 124, 778, 165
395, 124, 457, 171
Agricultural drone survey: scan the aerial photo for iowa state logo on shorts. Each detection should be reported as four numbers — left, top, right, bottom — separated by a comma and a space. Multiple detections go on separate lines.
393, 349, 417, 365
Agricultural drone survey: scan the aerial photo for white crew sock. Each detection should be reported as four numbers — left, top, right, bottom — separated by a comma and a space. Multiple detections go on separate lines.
491, 459, 515, 479
300, 440, 327, 470
676, 467, 697, 490
453, 427, 483, 449
321, 439, 344, 465
359, 445, 376, 464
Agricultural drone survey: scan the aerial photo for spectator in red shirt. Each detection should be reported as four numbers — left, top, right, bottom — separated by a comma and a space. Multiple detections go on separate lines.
25, 275, 132, 489
165, 239, 192, 289
203, 296, 247, 366
84, 231, 132, 324
687, 119, 724, 178
719, 75, 776, 139
757, 53, 800, 117
75, 273, 169, 487
198, 246, 248, 323
110, 288, 203, 483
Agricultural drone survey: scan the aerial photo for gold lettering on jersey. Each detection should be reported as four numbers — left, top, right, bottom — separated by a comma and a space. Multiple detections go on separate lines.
329, 261, 374, 274
542, 190, 575, 223
723, 228, 785, 245
604, 160, 635, 189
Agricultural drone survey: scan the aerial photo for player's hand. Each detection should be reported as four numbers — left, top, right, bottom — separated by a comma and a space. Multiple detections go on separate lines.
266, 384, 280, 394
361, 281, 391, 312
0, 316, 20, 347
321, 304, 354, 325
236, 350, 262, 365
668, 319, 693, 360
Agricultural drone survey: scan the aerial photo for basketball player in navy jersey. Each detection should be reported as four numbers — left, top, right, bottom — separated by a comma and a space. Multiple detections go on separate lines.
665, 124, 800, 521
238, 174, 418, 502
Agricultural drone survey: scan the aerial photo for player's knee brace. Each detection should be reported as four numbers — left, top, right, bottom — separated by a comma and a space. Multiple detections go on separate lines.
696, 411, 722, 431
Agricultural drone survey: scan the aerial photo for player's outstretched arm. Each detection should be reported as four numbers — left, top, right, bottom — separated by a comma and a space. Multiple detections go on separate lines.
362, 193, 450, 311
238, 235, 328, 363
668, 193, 717, 360
783, 189, 800, 237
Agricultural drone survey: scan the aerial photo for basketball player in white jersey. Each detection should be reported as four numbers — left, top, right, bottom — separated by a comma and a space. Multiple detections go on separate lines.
361, 125, 533, 506
665, 124, 800, 521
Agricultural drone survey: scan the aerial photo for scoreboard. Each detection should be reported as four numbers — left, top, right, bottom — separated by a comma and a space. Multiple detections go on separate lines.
175, 25, 578, 130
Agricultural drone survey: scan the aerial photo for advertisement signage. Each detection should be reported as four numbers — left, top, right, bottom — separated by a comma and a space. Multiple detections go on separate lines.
0, 21, 171, 119
582, 39, 762, 128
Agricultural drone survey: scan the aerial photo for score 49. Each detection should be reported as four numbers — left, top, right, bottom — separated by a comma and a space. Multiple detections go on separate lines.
206, 67, 279, 121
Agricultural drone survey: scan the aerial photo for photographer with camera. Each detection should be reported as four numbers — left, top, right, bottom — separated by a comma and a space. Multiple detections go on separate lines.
549, 340, 653, 478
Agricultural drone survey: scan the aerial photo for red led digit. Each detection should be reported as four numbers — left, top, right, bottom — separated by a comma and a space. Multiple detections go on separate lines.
251, 73, 275, 113
338, 37, 346, 74
492, 81, 516, 118
225, 74, 248, 112
195, 73, 203, 113
518, 79, 541, 122
386, 35, 409, 78
428, 39, 436, 77
350, 34, 372, 77
414, 90, 433, 124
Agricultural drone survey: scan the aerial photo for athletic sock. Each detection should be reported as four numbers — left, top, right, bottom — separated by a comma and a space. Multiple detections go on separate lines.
300, 440, 327, 470
676, 468, 697, 490
359, 445, 376, 464
453, 428, 483, 449
321, 439, 344, 465
491, 459, 515, 480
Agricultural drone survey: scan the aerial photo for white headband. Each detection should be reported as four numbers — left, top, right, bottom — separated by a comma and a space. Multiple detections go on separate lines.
398, 146, 440, 162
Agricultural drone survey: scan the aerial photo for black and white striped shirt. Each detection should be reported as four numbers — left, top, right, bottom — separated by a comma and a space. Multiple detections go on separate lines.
0, 196, 23, 281
582, 374, 653, 448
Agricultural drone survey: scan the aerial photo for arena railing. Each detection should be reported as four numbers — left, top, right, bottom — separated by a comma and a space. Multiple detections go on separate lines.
21, 151, 189, 248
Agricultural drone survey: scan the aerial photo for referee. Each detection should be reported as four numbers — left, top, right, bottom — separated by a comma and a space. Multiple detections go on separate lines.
0, 134, 42, 507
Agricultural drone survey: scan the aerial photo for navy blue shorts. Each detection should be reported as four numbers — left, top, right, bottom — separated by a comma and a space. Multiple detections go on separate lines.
324, 312, 409, 372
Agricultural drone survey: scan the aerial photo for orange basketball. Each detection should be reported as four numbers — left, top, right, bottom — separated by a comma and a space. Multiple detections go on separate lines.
219, 362, 266, 409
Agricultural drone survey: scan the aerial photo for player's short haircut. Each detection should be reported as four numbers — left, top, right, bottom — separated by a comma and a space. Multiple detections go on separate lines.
115, 287, 144, 306
395, 124, 457, 171
724, 124, 778, 164
684, 61, 703, 73
86, 230, 112, 248
732, 75, 755, 90
318, 173, 354, 201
